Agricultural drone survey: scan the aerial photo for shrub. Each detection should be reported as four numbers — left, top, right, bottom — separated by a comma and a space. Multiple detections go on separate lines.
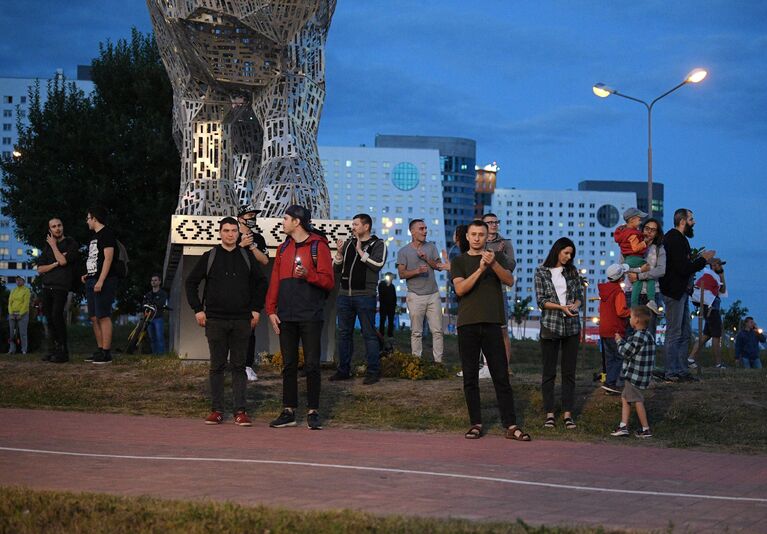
380, 350, 449, 380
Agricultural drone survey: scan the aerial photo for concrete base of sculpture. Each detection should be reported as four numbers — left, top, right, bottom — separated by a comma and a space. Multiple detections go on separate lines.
163, 215, 351, 362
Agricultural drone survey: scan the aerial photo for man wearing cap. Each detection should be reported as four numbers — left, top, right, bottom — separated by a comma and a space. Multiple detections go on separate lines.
266, 205, 335, 430
185, 216, 268, 427
598, 264, 632, 394
688, 257, 728, 369
659, 208, 715, 382
238, 204, 270, 382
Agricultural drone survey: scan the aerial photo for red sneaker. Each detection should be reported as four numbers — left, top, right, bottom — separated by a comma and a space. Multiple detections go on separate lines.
234, 411, 252, 427
205, 411, 223, 425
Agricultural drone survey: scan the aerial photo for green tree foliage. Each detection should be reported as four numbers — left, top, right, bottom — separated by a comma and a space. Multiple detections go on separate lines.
723, 299, 749, 335
0, 29, 178, 311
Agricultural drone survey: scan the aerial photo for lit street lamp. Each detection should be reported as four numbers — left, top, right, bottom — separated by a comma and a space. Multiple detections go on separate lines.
592, 68, 708, 218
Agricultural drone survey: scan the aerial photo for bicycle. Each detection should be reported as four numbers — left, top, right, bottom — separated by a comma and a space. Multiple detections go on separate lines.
125, 302, 167, 355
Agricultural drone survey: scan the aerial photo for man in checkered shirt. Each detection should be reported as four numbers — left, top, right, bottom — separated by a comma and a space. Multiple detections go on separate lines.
611, 305, 656, 439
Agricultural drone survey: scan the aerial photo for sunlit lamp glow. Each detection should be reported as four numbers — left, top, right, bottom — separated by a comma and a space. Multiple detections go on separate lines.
592, 83, 613, 98
685, 68, 708, 83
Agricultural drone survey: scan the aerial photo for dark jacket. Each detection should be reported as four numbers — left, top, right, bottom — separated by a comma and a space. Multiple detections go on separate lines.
378, 280, 397, 310
185, 245, 267, 320
598, 281, 630, 337
265, 232, 334, 322
735, 329, 766, 361
334, 235, 387, 297
659, 229, 706, 300
38, 236, 80, 291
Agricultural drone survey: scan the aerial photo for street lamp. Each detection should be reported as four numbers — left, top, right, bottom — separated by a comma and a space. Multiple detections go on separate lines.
592, 68, 708, 218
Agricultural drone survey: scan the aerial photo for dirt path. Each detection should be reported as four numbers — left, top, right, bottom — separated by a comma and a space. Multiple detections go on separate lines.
1, 408, 766, 532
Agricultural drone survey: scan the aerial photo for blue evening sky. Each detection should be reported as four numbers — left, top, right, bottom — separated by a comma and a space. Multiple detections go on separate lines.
2, 1, 765, 321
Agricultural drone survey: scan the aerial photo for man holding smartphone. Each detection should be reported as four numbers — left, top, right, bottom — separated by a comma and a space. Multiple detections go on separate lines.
37, 218, 79, 363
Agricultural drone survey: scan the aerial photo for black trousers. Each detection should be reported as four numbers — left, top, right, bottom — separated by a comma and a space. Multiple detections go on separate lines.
540, 334, 580, 413
42, 287, 69, 353
458, 323, 517, 428
246, 328, 256, 368
205, 318, 251, 413
279, 320, 323, 410
379, 306, 395, 338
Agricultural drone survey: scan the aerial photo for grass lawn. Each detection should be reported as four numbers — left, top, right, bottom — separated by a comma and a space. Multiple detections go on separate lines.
1, 324, 765, 453
0, 486, 614, 534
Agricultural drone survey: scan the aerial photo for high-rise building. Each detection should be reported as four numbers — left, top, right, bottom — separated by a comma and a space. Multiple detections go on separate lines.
320, 145, 448, 310
374, 134, 476, 246
474, 162, 499, 218
0, 68, 94, 282
578, 180, 664, 226
490, 188, 638, 322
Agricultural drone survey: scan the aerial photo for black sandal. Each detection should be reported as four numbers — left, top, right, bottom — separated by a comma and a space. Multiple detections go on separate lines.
464, 425, 484, 439
506, 426, 532, 441
543, 417, 555, 428
564, 417, 577, 430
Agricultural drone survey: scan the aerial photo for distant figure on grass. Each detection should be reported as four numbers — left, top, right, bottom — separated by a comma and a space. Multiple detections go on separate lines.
688, 258, 727, 369
614, 208, 660, 315
658, 208, 715, 382
237, 204, 270, 382
7, 276, 31, 355
266, 205, 334, 430
610, 305, 656, 439
186, 217, 267, 427
83, 207, 119, 365
482, 213, 517, 369
37, 218, 79, 363
331, 213, 387, 385
396, 219, 445, 363
450, 220, 529, 442
377, 272, 397, 339
598, 263, 632, 395
143, 274, 168, 355
534, 237, 582, 430
735, 317, 765, 369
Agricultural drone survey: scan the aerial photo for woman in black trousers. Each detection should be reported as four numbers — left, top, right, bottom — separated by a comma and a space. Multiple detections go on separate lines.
534, 237, 582, 430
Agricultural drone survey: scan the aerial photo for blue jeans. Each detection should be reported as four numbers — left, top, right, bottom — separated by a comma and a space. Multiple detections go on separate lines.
147, 317, 165, 354
741, 358, 763, 369
336, 294, 380, 376
664, 294, 691, 377
601, 337, 623, 386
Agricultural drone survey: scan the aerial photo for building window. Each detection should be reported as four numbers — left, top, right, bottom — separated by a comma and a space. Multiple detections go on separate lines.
391, 162, 419, 191
2, 137, 11, 145
597, 204, 620, 228
2, 96, 12, 104
2, 110, 10, 118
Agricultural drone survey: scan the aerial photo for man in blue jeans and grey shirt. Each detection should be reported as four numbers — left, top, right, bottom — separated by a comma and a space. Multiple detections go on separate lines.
330, 213, 387, 385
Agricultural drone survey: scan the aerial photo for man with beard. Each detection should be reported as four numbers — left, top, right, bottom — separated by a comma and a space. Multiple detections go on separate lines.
659, 208, 715, 382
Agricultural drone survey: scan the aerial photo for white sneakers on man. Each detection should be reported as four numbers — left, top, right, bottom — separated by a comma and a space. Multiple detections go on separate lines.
456, 365, 492, 379
245, 367, 258, 382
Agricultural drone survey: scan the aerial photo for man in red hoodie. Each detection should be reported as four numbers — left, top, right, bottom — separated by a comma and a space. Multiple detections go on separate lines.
598, 263, 632, 394
266, 205, 335, 430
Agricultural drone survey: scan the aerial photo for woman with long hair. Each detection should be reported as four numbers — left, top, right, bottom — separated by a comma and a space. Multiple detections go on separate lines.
534, 237, 582, 429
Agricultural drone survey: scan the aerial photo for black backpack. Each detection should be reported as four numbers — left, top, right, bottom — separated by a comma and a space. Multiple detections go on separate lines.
202, 246, 252, 303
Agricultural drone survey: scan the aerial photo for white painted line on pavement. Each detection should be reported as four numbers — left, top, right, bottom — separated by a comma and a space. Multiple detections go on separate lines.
1, 446, 766, 504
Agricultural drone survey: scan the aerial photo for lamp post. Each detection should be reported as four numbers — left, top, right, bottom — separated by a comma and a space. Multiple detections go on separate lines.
592, 68, 707, 218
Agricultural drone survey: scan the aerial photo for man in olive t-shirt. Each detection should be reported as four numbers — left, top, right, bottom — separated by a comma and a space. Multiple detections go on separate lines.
450, 220, 526, 440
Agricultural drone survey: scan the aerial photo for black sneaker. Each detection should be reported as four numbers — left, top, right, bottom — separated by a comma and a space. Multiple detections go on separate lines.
51, 353, 70, 364
269, 409, 297, 428
92, 352, 112, 365
328, 371, 352, 381
678, 374, 700, 383
635, 428, 653, 439
85, 350, 101, 362
307, 411, 323, 430
362, 374, 380, 385
41, 353, 55, 362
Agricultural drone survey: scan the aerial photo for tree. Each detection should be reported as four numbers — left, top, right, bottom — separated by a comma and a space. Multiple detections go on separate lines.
511, 296, 533, 339
723, 299, 749, 337
0, 29, 179, 311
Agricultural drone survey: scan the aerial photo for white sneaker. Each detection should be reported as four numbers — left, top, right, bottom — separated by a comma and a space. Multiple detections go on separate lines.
456, 370, 464, 377
245, 367, 258, 382
478, 365, 491, 379
687, 357, 698, 369
647, 300, 662, 315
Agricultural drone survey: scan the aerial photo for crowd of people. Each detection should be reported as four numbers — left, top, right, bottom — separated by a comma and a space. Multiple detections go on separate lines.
10, 203, 764, 441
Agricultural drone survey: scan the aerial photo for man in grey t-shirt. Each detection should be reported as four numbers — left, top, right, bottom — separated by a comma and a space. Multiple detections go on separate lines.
396, 219, 445, 362
482, 213, 516, 367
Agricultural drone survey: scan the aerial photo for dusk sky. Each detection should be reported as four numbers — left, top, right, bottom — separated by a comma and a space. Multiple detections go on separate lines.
2, 1, 765, 322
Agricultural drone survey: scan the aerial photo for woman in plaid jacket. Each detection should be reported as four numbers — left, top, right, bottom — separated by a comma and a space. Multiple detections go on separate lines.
534, 238, 583, 430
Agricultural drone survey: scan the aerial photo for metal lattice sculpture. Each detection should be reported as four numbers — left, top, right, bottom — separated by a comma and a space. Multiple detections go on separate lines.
147, 1, 335, 218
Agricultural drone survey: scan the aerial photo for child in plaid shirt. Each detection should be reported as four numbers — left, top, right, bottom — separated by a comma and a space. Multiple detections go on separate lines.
610, 305, 656, 439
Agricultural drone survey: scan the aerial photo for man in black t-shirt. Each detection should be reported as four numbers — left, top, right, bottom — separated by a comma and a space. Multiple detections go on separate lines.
450, 220, 529, 442
143, 274, 169, 355
238, 204, 270, 381
84, 206, 119, 365
37, 218, 79, 363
